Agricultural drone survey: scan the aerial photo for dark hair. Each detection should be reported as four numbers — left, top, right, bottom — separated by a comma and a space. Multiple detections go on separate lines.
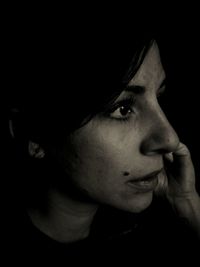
6, 25, 157, 207
8, 26, 155, 145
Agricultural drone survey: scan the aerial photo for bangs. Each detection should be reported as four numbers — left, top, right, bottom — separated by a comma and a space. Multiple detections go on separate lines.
7, 27, 156, 142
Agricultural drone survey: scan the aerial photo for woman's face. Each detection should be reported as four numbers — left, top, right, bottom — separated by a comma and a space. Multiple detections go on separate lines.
58, 42, 179, 213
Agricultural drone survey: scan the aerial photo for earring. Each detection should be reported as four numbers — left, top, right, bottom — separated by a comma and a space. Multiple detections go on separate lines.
28, 141, 45, 159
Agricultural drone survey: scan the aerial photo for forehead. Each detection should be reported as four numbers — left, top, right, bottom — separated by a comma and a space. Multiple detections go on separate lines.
128, 41, 166, 88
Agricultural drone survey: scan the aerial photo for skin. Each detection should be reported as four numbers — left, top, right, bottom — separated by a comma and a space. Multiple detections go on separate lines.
58, 41, 179, 212
28, 41, 200, 242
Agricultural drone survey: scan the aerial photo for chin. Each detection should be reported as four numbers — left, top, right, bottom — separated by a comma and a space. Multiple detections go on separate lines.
116, 191, 154, 213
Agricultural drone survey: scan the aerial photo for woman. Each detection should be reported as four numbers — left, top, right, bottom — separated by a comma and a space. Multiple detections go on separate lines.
6, 27, 200, 262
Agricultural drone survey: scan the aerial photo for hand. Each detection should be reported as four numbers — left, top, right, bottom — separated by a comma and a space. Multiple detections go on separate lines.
155, 142, 200, 236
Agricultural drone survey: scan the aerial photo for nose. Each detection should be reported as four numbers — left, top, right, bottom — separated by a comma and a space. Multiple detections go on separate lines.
141, 107, 179, 155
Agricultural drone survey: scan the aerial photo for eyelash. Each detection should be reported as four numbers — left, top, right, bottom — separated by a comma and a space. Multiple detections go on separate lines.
106, 96, 136, 121
101, 90, 165, 122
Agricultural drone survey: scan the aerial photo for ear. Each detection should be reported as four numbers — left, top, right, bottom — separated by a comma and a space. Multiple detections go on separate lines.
28, 141, 45, 159
8, 108, 19, 138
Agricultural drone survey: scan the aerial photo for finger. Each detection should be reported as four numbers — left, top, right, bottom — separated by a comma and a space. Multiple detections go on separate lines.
164, 143, 191, 166
173, 142, 195, 177
164, 142, 196, 191
164, 152, 173, 163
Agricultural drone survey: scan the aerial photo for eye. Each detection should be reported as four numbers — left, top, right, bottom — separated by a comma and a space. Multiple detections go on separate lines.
102, 95, 136, 121
110, 105, 133, 120
157, 86, 166, 99
156, 89, 166, 106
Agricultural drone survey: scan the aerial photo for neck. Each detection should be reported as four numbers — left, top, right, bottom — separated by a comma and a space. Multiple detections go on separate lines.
27, 188, 98, 243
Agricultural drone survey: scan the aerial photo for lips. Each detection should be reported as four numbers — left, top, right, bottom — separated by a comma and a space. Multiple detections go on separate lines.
126, 169, 163, 193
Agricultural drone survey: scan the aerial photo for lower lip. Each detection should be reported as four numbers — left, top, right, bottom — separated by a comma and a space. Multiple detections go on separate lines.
127, 175, 158, 193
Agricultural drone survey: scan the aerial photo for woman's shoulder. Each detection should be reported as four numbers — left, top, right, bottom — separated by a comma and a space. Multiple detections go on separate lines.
91, 197, 199, 259
2, 197, 199, 263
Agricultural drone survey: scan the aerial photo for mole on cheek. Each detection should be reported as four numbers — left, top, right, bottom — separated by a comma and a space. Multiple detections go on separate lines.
123, 171, 130, 176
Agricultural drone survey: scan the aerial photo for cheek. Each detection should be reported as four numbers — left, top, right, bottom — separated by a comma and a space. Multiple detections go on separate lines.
58, 123, 155, 211
68, 125, 141, 183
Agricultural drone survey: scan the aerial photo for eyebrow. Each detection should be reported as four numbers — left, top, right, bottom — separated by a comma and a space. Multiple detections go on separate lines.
125, 78, 166, 95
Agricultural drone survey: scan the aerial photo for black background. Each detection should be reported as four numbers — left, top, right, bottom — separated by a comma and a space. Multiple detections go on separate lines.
3, 8, 200, 193
2, 7, 200, 264
158, 25, 200, 193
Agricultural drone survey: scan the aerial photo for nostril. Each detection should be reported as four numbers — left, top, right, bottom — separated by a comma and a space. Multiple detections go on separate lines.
123, 171, 130, 176
140, 126, 179, 155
